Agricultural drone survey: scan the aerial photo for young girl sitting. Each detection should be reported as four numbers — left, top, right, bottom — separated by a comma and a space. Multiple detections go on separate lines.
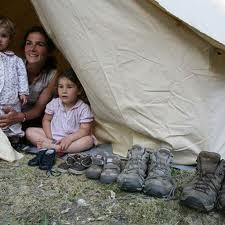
0, 16, 29, 140
25, 69, 94, 154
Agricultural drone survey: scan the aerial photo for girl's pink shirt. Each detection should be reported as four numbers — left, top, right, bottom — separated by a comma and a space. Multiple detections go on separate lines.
45, 97, 93, 140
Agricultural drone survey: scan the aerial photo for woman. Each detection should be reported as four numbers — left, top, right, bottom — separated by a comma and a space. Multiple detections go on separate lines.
0, 26, 58, 130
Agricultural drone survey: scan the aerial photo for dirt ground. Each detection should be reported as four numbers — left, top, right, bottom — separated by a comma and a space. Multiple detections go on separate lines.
0, 154, 225, 225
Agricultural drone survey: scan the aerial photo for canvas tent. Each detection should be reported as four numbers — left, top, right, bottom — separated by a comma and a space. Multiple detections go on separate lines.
3, 0, 225, 164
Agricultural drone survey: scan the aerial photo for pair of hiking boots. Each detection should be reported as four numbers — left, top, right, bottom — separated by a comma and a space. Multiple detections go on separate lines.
180, 151, 225, 212
117, 144, 176, 198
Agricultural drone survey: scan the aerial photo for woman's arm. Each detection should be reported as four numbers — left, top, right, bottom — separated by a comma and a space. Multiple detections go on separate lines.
0, 73, 58, 128
0, 108, 25, 128
24, 74, 58, 121
42, 113, 53, 139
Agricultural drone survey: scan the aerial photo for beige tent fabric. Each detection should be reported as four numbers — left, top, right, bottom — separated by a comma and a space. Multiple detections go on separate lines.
32, 0, 225, 164
0, 129, 23, 162
151, 0, 225, 50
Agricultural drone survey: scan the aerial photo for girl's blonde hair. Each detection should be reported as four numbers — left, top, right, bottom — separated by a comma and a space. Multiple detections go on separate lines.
0, 16, 15, 38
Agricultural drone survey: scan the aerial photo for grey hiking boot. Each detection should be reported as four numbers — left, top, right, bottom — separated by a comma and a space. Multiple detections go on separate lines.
86, 154, 105, 179
180, 151, 225, 212
117, 145, 150, 192
143, 145, 176, 198
216, 160, 225, 212
100, 155, 121, 184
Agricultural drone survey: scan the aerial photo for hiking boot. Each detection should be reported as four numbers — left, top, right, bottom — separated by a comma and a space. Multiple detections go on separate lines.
39, 149, 56, 171
100, 156, 121, 184
117, 145, 150, 192
216, 160, 225, 212
86, 154, 105, 179
143, 145, 176, 198
180, 151, 225, 212
68, 154, 92, 175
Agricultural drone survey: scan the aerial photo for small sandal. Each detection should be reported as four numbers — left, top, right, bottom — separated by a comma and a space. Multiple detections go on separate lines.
57, 155, 75, 173
68, 154, 92, 175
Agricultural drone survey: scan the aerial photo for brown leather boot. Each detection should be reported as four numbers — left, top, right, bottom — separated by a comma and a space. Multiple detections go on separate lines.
180, 151, 225, 211
216, 160, 225, 212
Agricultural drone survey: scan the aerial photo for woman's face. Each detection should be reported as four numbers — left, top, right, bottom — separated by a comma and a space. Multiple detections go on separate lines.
24, 32, 50, 65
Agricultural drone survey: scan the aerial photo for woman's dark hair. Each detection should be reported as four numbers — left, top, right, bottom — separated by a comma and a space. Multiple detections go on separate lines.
58, 68, 90, 105
23, 26, 57, 72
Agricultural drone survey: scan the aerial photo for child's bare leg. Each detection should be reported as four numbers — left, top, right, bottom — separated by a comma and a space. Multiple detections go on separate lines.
26, 127, 47, 147
26, 127, 63, 151
26, 127, 53, 149
64, 136, 94, 154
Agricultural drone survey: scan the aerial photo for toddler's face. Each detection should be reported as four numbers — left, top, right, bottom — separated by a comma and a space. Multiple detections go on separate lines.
58, 77, 81, 107
0, 28, 10, 51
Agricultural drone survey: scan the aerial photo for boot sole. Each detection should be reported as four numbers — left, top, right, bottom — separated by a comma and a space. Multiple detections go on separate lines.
100, 175, 118, 184
86, 171, 101, 179
180, 197, 214, 212
57, 168, 69, 173
117, 177, 143, 192
68, 168, 86, 175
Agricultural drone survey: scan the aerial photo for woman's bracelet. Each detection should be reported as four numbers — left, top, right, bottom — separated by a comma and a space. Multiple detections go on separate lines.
22, 112, 27, 122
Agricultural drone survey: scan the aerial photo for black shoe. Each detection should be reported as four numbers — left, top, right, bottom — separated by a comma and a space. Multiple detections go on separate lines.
15, 143, 30, 153
39, 149, 56, 171
28, 149, 47, 166
9, 136, 30, 153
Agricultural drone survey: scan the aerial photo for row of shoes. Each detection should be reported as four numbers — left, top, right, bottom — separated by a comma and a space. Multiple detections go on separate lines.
180, 151, 225, 212
57, 144, 176, 199
27, 144, 225, 212
57, 153, 122, 184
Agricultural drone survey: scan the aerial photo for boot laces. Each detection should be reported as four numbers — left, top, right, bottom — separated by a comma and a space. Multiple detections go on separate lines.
126, 157, 146, 172
149, 153, 172, 178
194, 172, 219, 193
148, 153, 176, 200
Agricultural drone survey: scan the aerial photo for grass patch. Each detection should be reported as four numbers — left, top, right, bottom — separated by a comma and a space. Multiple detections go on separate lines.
0, 155, 224, 225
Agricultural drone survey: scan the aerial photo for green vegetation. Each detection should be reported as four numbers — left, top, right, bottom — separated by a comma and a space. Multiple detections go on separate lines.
0, 155, 224, 225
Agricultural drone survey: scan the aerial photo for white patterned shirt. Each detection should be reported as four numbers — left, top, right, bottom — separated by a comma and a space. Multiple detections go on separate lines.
0, 51, 29, 106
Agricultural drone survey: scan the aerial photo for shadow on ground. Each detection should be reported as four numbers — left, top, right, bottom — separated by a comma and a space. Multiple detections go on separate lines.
0, 155, 224, 225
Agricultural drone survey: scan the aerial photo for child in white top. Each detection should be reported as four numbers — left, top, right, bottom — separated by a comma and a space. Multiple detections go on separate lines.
0, 16, 29, 138
26, 69, 94, 155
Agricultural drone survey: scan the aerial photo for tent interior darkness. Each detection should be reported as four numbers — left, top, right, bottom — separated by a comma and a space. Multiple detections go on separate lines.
2, 0, 68, 70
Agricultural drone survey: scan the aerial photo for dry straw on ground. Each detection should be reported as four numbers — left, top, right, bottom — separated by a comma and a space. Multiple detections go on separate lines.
0, 155, 224, 225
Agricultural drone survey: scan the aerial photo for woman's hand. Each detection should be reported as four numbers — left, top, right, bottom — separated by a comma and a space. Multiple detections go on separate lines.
56, 136, 73, 151
19, 95, 28, 105
0, 107, 22, 128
